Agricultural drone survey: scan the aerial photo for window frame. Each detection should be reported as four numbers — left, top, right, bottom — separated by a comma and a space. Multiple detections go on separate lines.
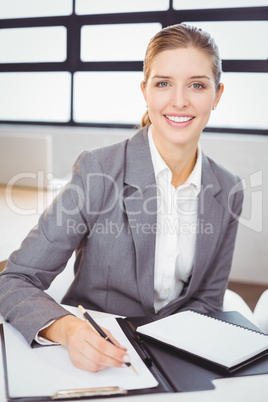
0, 2, 267, 135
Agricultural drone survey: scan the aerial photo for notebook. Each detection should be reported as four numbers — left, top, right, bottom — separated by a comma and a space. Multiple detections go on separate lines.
136, 310, 268, 372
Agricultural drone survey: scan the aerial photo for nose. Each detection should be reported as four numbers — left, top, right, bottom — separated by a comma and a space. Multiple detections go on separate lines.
171, 86, 189, 109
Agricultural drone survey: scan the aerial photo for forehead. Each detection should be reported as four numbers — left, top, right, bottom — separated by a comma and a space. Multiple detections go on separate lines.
149, 47, 214, 79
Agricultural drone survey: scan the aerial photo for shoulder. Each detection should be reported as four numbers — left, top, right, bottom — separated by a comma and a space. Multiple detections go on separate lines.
73, 128, 147, 175
202, 153, 244, 212
202, 152, 242, 189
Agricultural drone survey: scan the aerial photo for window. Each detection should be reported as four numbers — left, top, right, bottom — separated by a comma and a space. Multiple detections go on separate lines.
0, 27, 67, 63
76, 0, 169, 14
0, 1, 267, 134
0, 0, 72, 19
73, 72, 144, 124
81, 23, 161, 62
0, 73, 71, 122
208, 73, 268, 130
182, 21, 268, 60
173, 0, 268, 9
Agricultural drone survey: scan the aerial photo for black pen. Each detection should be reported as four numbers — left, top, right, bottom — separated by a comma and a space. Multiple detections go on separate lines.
78, 305, 138, 375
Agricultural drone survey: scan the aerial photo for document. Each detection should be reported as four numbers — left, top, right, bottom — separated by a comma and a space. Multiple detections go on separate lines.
3, 307, 158, 399
136, 310, 268, 371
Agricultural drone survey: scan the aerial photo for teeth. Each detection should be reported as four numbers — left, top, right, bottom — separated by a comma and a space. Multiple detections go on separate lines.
166, 115, 193, 123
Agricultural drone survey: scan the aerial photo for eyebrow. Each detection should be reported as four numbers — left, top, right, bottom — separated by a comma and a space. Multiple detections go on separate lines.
190, 75, 211, 80
152, 75, 171, 80
152, 74, 211, 80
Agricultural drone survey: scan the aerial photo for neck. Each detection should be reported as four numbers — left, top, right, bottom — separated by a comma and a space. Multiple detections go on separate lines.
152, 135, 198, 188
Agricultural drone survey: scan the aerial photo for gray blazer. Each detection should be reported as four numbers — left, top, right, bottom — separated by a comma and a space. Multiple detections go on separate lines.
0, 128, 243, 345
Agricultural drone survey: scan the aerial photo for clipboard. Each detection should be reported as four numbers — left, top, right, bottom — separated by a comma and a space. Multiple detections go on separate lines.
116, 311, 268, 393
1, 311, 268, 400
0, 316, 160, 402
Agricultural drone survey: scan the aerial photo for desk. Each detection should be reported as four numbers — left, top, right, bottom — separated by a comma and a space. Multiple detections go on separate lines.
0, 184, 60, 263
0, 312, 268, 402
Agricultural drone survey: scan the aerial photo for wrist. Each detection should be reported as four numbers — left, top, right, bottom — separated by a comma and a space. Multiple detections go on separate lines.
39, 315, 78, 345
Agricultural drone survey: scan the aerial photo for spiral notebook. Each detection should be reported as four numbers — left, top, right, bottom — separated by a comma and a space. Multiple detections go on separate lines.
136, 310, 268, 372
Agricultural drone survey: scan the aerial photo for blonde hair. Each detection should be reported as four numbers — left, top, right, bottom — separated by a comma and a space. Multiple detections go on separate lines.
141, 23, 222, 128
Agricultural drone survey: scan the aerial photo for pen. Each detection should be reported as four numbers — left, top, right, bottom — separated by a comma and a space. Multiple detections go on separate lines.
78, 305, 138, 375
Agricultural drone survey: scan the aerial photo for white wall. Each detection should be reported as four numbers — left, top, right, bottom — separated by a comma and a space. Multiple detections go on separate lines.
1, 124, 267, 285
200, 134, 268, 285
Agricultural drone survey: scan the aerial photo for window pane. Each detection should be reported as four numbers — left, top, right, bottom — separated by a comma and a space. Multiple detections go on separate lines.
73, 72, 145, 124
0, 0, 72, 19
0, 27, 67, 63
81, 23, 161, 62
173, 0, 268, 9
0, 72, 71, 122
182, 21, 268, 60
207, 73, 268, 130
76, 0, 169, 14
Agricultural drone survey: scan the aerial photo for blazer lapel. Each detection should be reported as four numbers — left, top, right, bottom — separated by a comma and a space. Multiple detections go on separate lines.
191, 153, 224, 287
123, 128, 157, 314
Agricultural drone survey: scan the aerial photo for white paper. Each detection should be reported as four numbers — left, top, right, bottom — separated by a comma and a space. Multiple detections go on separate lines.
4, 310, 158, 398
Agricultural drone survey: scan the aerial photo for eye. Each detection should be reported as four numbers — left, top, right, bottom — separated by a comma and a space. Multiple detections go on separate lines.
191, 83, 205, 90
156, 81, 169, 88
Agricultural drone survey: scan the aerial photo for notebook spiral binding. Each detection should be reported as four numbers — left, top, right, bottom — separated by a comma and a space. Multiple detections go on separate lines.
190, 310, 268, 338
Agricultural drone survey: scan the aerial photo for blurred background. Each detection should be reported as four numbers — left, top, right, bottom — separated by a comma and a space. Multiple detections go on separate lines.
0, 0, 268, 310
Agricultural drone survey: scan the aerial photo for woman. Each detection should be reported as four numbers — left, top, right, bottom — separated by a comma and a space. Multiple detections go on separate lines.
0, 24, 243, 372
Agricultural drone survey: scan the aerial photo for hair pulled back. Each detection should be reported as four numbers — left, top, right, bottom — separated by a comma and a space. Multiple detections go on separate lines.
140, 23, 222, 128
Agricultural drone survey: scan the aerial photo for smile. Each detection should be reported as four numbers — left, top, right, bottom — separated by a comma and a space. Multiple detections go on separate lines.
165, 115, 194, 123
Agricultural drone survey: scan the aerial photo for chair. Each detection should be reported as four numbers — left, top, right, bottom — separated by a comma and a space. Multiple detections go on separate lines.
253, 290, 268, 334
223, 289, 258, 326
0, 132, 52, 188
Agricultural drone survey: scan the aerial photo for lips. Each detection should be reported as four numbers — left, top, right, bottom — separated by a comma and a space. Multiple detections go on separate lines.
164, 114, 195, 129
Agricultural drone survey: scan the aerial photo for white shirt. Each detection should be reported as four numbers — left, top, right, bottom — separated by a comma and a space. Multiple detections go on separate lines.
148, 127, 202, 313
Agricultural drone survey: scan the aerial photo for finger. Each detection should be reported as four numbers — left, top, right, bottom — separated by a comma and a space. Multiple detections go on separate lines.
64, 319, 130, 372
68, 347, 108, 372
100, 326, 127, 350
84, 331, 130, 367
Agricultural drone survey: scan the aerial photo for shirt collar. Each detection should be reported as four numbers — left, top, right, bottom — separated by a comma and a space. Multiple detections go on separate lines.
148, 126, 202, 195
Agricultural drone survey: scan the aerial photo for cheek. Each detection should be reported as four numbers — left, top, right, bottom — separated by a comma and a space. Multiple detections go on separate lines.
196, 95, 214, 115
147, 92, 168, 112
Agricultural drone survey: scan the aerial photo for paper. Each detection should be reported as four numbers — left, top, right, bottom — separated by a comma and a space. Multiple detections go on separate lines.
3, 310, 158, 398
137, 310, 268, 369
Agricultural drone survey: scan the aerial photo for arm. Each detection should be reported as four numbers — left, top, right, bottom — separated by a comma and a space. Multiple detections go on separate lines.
0, 151, 132, 372
0, 151, 100, 344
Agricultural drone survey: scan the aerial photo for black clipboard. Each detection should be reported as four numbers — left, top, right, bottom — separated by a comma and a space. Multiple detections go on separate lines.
117, 311, 268, 393
1, 311, 268, 400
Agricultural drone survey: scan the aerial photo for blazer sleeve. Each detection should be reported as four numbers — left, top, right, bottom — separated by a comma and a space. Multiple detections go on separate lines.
0, 151, 104, 345
177, 180, 244, 314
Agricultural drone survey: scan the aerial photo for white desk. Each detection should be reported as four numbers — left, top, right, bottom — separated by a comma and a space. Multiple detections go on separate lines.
0, 184, 60, 263
0, 311, 268, 402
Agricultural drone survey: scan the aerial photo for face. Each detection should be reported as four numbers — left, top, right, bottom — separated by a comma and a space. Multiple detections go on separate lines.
141, 47, 224, 152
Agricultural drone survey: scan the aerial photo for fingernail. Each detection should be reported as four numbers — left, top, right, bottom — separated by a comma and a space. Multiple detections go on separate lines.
123, 354, 131, 363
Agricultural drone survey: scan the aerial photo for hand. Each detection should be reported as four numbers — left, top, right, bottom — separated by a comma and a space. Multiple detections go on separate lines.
39, 315, 130, 372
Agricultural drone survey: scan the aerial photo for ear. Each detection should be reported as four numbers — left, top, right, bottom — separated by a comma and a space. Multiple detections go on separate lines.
140, 81, 147, 103
213, 83, 224, 109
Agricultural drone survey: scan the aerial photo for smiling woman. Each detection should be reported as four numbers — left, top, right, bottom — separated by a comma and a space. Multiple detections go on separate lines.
0, 24, 243, 374
141, 48, 223, 162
